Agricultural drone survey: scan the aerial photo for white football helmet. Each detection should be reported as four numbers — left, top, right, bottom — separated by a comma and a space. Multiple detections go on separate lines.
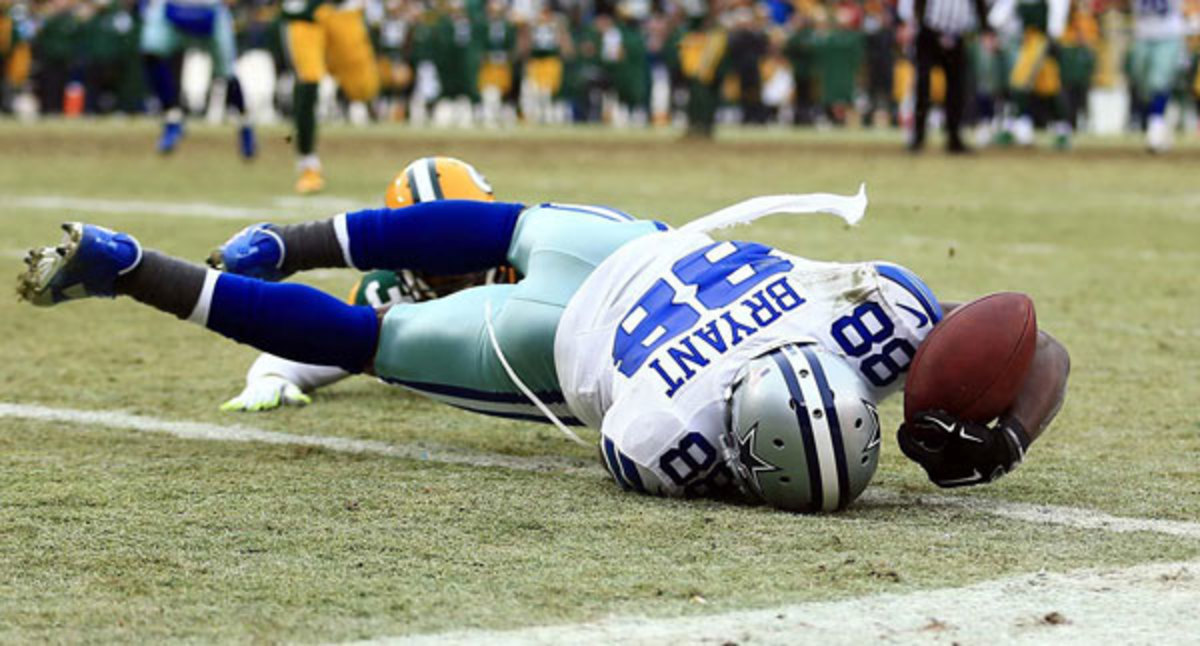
722, 343, 881, 512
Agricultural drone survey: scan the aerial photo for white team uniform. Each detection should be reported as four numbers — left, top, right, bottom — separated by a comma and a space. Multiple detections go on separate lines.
554, 230, 942, 498
1134, 0, 1184, 39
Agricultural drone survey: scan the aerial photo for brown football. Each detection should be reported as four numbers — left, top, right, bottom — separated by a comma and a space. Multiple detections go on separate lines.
904, 292, 1038, 424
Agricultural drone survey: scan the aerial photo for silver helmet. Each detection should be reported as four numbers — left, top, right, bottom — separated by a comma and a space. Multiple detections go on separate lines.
722, 343, 881, 512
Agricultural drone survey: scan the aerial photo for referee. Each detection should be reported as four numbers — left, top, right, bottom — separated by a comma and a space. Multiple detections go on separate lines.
900, 0, 991, 153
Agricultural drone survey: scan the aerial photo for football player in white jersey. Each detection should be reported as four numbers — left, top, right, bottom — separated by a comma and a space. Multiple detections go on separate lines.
140, 0, 256, 157
1130, 0, 1187, 152
17, 192, 1070, 512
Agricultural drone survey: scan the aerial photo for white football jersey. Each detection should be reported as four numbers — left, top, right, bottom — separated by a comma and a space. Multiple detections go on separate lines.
1134, 0, 1184, 38
554, 230, 942, 497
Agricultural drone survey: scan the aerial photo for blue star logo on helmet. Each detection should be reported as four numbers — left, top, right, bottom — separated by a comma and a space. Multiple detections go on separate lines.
862, 400, 882, 452
737, 422, 780, 486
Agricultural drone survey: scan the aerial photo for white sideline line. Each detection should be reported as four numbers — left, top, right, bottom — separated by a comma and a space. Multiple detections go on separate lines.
364, 559, 1200, 645
0, 402, 595, 476
4, 195, 276, 220
3, 402, 1200, 541
859, 489, 1200, 541
2, 195, 372, 221
4, 402, 1198, 645
272, 196, 370, 212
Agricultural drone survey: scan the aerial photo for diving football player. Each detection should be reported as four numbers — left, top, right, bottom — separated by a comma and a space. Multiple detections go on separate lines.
18, 193, 1069, 512
218, 155, 517, 412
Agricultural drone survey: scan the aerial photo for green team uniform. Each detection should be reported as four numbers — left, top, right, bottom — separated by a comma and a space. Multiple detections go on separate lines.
1017, 0, 1048, 31
784, 24, 817, 104
1058, 41, 1093, 91
565, 20, 600, 111
813, 27, 864, 108
1009, 0, 1061, 94
675, 19, 729, 137
481, 16, 515, 62
610, 20, 648, 111
1, 1, 32, 104
530, 15, 562, 58
33, 7, 79, 65
409, 14, 437, 66
81, 2, 143, 112
374, 16, 410, 60
433, 12, 481, 101
478, 14, 516, 96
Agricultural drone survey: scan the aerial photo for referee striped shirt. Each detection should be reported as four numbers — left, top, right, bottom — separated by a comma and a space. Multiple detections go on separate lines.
900, 0, 988, 35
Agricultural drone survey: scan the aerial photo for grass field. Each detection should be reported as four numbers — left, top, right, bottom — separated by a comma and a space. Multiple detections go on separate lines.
1, 120, 1198, 643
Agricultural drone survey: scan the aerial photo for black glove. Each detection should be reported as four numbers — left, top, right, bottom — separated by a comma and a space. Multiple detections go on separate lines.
897, 411, 1031, 488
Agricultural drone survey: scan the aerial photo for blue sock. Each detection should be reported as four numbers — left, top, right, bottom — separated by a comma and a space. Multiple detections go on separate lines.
143, 55, 179, 112
226, 76, 247, 117
1149, 93, 1168, 117
204, 273, 379, 373
344, 200, 524, 274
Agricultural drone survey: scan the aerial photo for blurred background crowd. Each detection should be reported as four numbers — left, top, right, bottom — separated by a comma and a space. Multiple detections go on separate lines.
2, 0, 1199, 147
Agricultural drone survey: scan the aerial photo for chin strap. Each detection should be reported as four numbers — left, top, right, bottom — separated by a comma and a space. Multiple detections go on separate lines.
679, 184, 868, 234
484, 300, 589, 447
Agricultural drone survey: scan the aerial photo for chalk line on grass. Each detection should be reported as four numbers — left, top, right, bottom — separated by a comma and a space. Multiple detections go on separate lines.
5, 401, 1200, 644
3, 402, 1199, 541
363, 559, 1200, 646
3, 195, 370, 221
0, 402, 595, 476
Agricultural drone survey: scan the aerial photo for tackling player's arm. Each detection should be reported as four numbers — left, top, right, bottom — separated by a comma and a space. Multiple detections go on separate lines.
899, 302, 1071, 488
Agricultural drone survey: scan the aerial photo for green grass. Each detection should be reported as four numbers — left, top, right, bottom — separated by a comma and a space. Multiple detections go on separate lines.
1, 120, 1198, 642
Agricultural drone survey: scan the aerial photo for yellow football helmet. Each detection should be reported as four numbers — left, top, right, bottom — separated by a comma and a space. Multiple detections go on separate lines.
385, 156, 495, 208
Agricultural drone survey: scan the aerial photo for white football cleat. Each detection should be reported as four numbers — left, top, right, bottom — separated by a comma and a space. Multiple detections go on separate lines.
1147, 115, 1171, 153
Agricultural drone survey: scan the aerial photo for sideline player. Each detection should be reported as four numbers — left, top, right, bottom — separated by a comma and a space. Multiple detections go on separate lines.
140, 0, 256, 157
991, 0, 1073, 148
282, 0, 380, 194
17, 194, 1069, 511
1130, 0, 1186, 152
0, 0, 32, 113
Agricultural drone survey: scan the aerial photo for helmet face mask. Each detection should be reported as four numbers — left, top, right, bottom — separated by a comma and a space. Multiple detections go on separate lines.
721, 344, 881, 513
396, 267, 518, 301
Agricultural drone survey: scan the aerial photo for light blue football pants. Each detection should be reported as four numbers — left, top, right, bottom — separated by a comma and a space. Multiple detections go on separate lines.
1129, 37, 1184, 98
140, 0, 238, 78
373, 204, 661, 425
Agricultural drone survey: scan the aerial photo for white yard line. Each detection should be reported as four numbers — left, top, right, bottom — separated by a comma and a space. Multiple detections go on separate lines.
2, 195, 371, 221
3, 195, 276, 220
0, 402, 595, 476
272, 195, 370, 212
367, 559, 1200, 646
860, 489, 1200, 541
3, 402, 1200, 541
5, 401, 1200, 644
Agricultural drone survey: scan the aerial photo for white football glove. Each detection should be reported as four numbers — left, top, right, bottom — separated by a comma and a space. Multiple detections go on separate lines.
220, 375, 312, 412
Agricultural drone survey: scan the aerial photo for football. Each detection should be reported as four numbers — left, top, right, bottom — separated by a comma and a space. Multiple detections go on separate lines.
904, 292, 1038, 424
